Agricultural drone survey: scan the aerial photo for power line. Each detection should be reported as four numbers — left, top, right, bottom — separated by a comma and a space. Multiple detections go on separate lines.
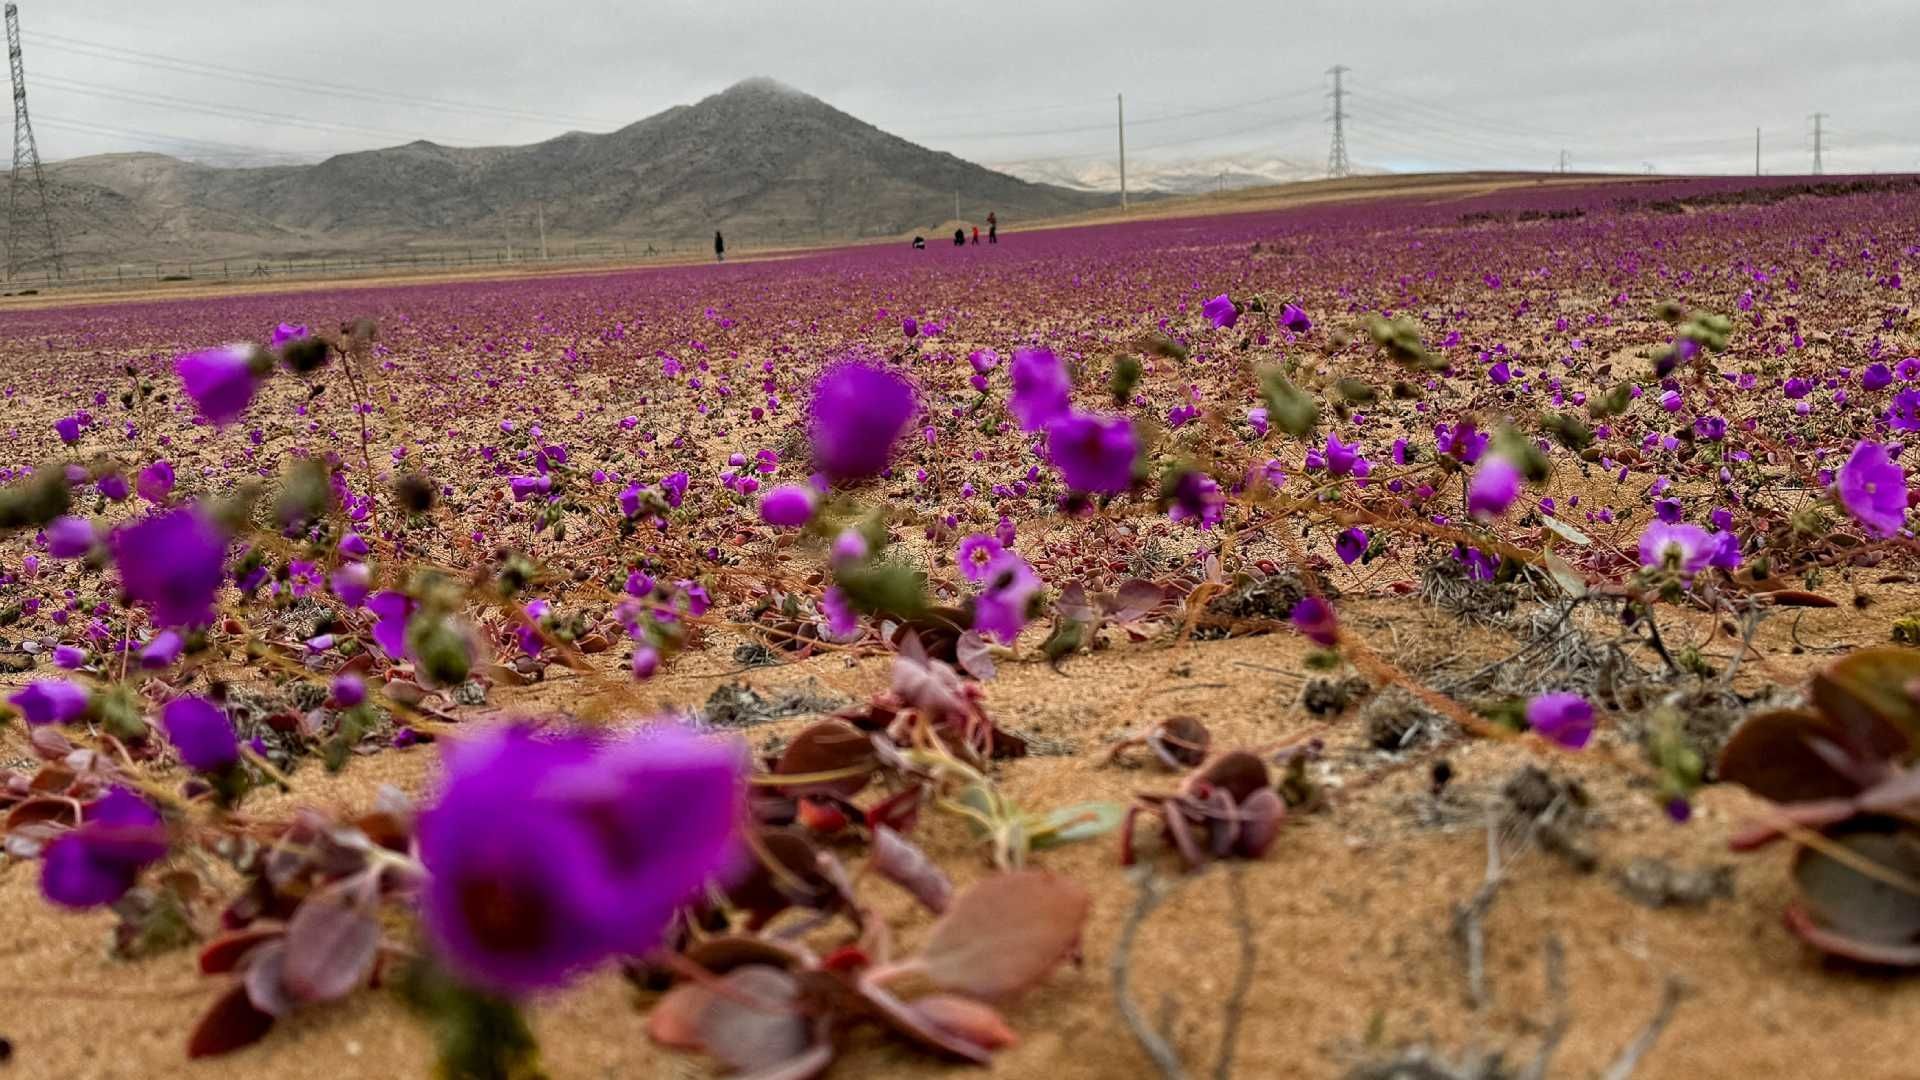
35, 74, 466, 145
36, 114, 314, 164
910, 88, 1320, 142
23, 29, 623, 130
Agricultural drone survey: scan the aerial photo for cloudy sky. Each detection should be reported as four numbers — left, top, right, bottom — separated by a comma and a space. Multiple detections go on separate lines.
17, 0, 1920, 181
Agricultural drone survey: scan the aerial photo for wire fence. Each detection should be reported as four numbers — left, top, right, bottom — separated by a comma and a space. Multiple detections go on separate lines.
0, 231, 860, 293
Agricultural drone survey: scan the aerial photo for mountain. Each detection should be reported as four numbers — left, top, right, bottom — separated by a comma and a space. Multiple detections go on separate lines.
994, 153, 1367, 195
19, 78, 1112, 266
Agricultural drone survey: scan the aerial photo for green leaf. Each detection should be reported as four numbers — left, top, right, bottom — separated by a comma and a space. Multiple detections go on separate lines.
1540, 516, 1591, 547
1029, 801, 1126, 849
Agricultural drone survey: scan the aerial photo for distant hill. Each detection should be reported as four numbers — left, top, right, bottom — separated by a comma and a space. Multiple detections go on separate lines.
993, 152, 1381, 195
17, 78, 1112, 266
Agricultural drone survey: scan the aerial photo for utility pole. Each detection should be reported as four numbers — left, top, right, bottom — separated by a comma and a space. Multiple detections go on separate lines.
1558, 149, 1569, 174
1325, 65, 1350, 179
537, 204, 547, 260
1755, 127, 1761, 176
1811, 112, 1827, 176
1116, 93, 1127, 211
5, 3, 61, 282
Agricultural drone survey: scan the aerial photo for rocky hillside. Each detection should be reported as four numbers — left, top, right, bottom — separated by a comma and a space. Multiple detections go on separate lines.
21, 78, 1110, 266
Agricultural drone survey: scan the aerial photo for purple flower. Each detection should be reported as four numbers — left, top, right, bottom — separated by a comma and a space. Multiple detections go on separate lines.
1525, 692, 1595, 750
1290, 596, 1339, 647
630, 645, 660, 679
270, 322, 310, 348
1324, 434, 1359, 477
1638, 521, 1714, 576
53, 415, 82, 444
1046, 413, 1137, 494
1279, 303, 1312, 334
331, 562, 372, 608
509, 475, 552, 502
1889, 389, 1920, 432
758, 484, 816, 527
137, 461, 175, 504
1167, 471, 1223, 529
9, 679, 89, 726
1836, 440, 1908, 539
973, 553, 1043, 643
660, 471, 689, 508
52, 645, 86, 670
968, 349, 1001, 374
1863, 363, 1894, 392
161, 696, 238, 772
1334, 527, 1368, 565
367, 591, 417, 660
956, 533, 1004, 583
416, 723, 744, 995
175, 344, 262, 426
1247, 407, 1269, 438
331, 673, 366, 707
45, 516, 97, 558
110, 509, 228, 627
1008, 347, 1072, 432
40, 788, 168, 909
808, 361, 917, 480
1201, 293, 1238, 329
902, 316, 919, 339
820, 586, 859, 638
138, 630, 184, 670
1467, 456, 1521, 520
97, 472, 129, 501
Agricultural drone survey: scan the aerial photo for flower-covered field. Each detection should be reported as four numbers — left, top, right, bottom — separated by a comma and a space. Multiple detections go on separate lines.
3, 173, 1920, 1079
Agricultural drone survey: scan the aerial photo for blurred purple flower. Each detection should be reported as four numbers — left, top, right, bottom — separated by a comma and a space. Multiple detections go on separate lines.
136, 461, 175, 504
110, 509, 228, 627
9, 679, 88, 726
416, 723, 744, 995
44, 516, 96, 558
1525, 692, 1595, 750
40, 788, 168, 909
808, 361, 917, 480
161, 696, 238, 772
1467, 456, 1521, 519
137, 630, 184, 670
758, 484, 816, 527
1290, 595, 1339, 647
1009, 347, 1072, 432
175, 344, 262, 426
1046, 413, 1137, 494
972, 553, 1043, 643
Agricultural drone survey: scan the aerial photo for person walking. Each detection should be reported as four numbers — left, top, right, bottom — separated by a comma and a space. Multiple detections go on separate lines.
972, 225, 980, 245
714, 230, 725, 263
987, 211, 997, 244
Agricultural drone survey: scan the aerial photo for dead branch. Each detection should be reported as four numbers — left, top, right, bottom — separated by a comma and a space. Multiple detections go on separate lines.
1600, 977, 1688, 1080
1112, 869, 1191, 1080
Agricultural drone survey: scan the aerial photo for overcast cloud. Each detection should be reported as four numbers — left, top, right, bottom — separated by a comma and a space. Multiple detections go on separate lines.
17, 0, 1920, 179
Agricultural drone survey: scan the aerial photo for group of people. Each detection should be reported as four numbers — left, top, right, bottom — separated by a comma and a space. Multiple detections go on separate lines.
914, 211, 999, 251
714, 211, 999, 263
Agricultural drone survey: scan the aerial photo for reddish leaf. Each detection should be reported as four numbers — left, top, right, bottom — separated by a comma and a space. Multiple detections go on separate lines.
1107, 579, 1165, 623
646, 982, 713, 1050
198, 926, 286, 975
871, 825, 953, 914
1717, 710, 1867, 804
1727, 798, 1859, 851
1147, 715, 1211, 770
860, 979, 998, 1063
5, 796, 79, 830
910, 993, 1020, 1051
282, 885, 380, 1003
1761, 589, 1838, 608
187, 983, 276, 1059
1791, 826, 1920, 949
914, 872, 1090, 1000
955, 631, 997, 681
1056, 582, 1095, 624
1811, 646, 1920, 757
1235, 788, 1287, 858
243, 942, 294, 1018
692, 965, 810, 1073
27, 726, 73, 761
1785, 903, 1920, 966
865, 784, 926, 834
775, 720, 877, 798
